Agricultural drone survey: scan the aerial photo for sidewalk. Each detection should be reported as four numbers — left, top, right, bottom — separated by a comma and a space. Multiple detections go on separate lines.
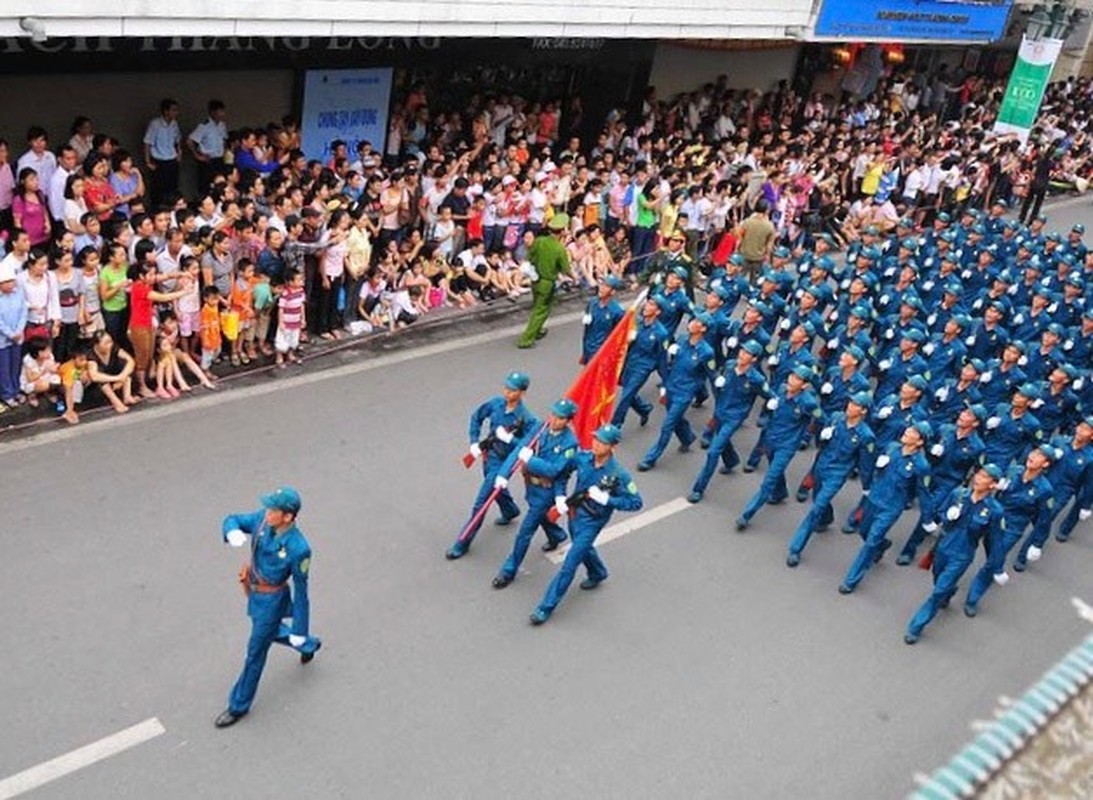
0, 287, 593, 438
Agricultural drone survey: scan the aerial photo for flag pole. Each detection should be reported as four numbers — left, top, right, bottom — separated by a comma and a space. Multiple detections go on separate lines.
454, 286, 648, 544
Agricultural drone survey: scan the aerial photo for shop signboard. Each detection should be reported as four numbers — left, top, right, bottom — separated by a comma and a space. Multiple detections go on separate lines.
814, 0, 1013, 43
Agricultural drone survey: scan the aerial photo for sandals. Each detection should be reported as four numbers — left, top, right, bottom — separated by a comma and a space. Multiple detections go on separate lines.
240, 353, 251, 365
230, 355, 241, 367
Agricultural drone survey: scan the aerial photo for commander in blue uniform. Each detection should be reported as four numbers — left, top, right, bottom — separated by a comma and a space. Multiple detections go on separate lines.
492, 398, 579, 589
580, 276, 625, 364
447, 371, 539, 560
531, 424, 643, 625
215, 486, 320, 728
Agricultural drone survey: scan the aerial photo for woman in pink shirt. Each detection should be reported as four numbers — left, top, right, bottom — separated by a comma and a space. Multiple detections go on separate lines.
12, 168, 52, 248
318, 210, 350, 339
0, 139, 15, 231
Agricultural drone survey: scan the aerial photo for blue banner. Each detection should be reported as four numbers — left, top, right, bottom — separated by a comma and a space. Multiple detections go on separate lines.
300, 68, 393, 162
814, 0, 1013, 43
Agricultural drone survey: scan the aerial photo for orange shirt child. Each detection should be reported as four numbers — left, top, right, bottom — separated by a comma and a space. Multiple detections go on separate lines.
200, 303, 222, 352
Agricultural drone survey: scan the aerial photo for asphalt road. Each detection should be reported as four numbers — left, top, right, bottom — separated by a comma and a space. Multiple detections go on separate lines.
1, 199, 1091, 800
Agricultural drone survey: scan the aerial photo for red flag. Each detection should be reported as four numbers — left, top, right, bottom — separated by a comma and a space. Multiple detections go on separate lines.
564, 306, 637, 447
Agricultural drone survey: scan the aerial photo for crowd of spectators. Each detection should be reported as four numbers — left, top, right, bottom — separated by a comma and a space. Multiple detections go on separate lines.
0, 61, 1090, 425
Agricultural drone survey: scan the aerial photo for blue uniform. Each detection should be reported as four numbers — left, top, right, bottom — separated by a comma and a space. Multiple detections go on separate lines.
964, 320, 1010, 362
497, 426, 579, 580
535, 452, 643, 617
580, 297, 625, 364
1035, 386, 1079, 435
220, 510, 319, 716
898, 425, 985, 562
449, 396, 540, 556
788, 414, 875, 558
906, 488, 1005, 639
978, 362, 1027, 406
639, 336, 716, 467
842, 443, 932, 590
982, 404, 1043, 469
738, 386, 821, 523
922, 335, 968, 382
1017, 440, 1090, 558
874, 351, 930, 399
817, 366, 871, 416
927, 379, 982, 427
690, 361, 771, 497
653, 286, 692, 334
611, 317, 670, 428
965, 466, 1052, 610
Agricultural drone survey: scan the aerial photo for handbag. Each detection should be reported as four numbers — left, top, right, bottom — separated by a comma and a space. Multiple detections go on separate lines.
220, 310, 240, 341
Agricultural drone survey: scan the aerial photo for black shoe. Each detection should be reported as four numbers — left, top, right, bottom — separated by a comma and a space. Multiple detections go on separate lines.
718, 465, 735, 475
541, 538, 564, 552
795, 488, 809, 503
837, 583, 854, 595
579, 578, 603, 590
786, 552, 800, 568
767, 496, 786, 506
700, 439, 711, 450
963, 604, 978, 618
495, 514, 518, 527
445, 546, 466, 560
735, 517, 748, 532
215, 709, 247, 728
678, 442, 692, 453
873, 539, 892, 564
492, 574, 513, 589
742, 464, 756, 473
903, 633, 919, 645
639, 411, 650, 428
637, 461, 653, 472
301, 651, 316, 664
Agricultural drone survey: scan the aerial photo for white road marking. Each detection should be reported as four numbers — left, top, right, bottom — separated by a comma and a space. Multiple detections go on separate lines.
545, 496, 693, 564
0, 717, 165, 799
0, 311, 583, 456
1072, 596, 1093, 624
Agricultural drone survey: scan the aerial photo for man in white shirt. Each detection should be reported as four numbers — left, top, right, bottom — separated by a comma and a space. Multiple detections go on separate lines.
17, 126, 57, 194
188, 99, 228, 190
48, 146, 79, 225
144, 98, 181, 208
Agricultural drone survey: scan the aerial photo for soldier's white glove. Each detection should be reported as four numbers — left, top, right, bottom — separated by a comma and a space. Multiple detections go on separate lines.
779, 318, 791, 331
1047, 302, 1058, 314
1080, 509, 1092, 521
877, 406, 893, 419
879, 294, 890, 307
518, 446, 534, 464
922, 280, 935, 292
1073, 378, 1085, 391
935, 387, 949, 402
494, 475, 509, 490
995, 477, 1010, 491
961, 270, 973, 280
820, 426, 834, 441
878, 358, 892, 371
582, 312, 592, 325
1030, 398, 1044, 409
766, 397, 779, 411
1012, 313, 1025, 325
288, 634, 307, 647
979, 371, 993, 384
495, 426, 514, 444
469, 442, 483, 459
972, 299, 983, 311
226, 529, 247, 547
1027, 544, 1043, 561
659, 386, 667, 399
554, 496, 569, 516
827, 337, 839, 350
1063, 339, 1074, 351
588, 486, 610, 505
926, 314, 937, 327
930, 444, 944, 457
965, 334, 976, 346
767, 355, 779, 366
714, 375, 726, 389
1007, 284, 1018, 296
710, 278, 723, 290
985, 416, 1001, 430
923, 521, 939, 533
876, 454, 890, 468
627, 328, 637, 342
946, 505, 961, 521
992, 572, 1009, 587
922, 342, 935, 356
884, 329, 895, 340
668, 343, 680, 357
726, 336, 738, 349
1018, 355, 1029, 367
821, 382, 833, 395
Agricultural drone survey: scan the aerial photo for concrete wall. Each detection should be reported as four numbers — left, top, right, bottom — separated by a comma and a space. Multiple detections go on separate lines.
648, 43, 801, 98
0, 69, 294, 193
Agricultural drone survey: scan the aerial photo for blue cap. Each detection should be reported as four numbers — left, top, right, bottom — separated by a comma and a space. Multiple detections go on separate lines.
967, 403, 988, 420
849, 391, 873, 408
987, 300, 1008, 315
900, 237, 918, 251
816, 232, 837, 247
740, 340, 764, 357
797, 320, 816, 338
712, 284, 732, 303
750, 300, 773, 317
601, 275, 625, 290
504, 371, 531, 391
651, 295, 670, 312
773, 245, 791, 259
991, 198, 1009, 209
942, 251, 960, 264
1046, 322, 1066, 337
859, 247, 880, 262
898, 217, 915, 229
552, 398, 578, 418
1065, 272, 1085, 288
981, 463, 1004, 480
1054, 362, 1078, 379
902, 328, 926, 343
261, 486, 302, 514
900, 293, 924, 311
911, 420, 934, 440
951, 313, 971, 329
728, 253, 746, 267
967, 357, 986, 373
995, 269, 1015, 284
845, 344, 865, 362
1035, 443, 1059, 461
850, 303, 872, 320
1047, 232, 1062, 242
1017, 382, 1042, 400
906, 375, 929, 392
858, 272, 878, 289
1007, 340, 1026, 354
944, 279, 963, 294
593, 423, 622, 445
1073, 223, 1086, 234
692, 312, 713, 328
815, 255, 836, 272
937, 211, 952, 224
940, 230, 957, 243
790, 364, 814, 381
671, 265, 689, 279
971, 224, 987, 237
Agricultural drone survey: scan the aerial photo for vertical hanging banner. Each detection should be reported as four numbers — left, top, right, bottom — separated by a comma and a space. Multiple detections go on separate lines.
994, 36, 1063, 143
300, 68, 393, 162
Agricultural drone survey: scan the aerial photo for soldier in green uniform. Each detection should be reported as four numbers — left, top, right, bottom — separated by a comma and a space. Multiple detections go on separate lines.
517, 214, 572, 349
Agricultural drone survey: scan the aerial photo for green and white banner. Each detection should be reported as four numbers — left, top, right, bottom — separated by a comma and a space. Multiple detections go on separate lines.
994, 36, 1063, 143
